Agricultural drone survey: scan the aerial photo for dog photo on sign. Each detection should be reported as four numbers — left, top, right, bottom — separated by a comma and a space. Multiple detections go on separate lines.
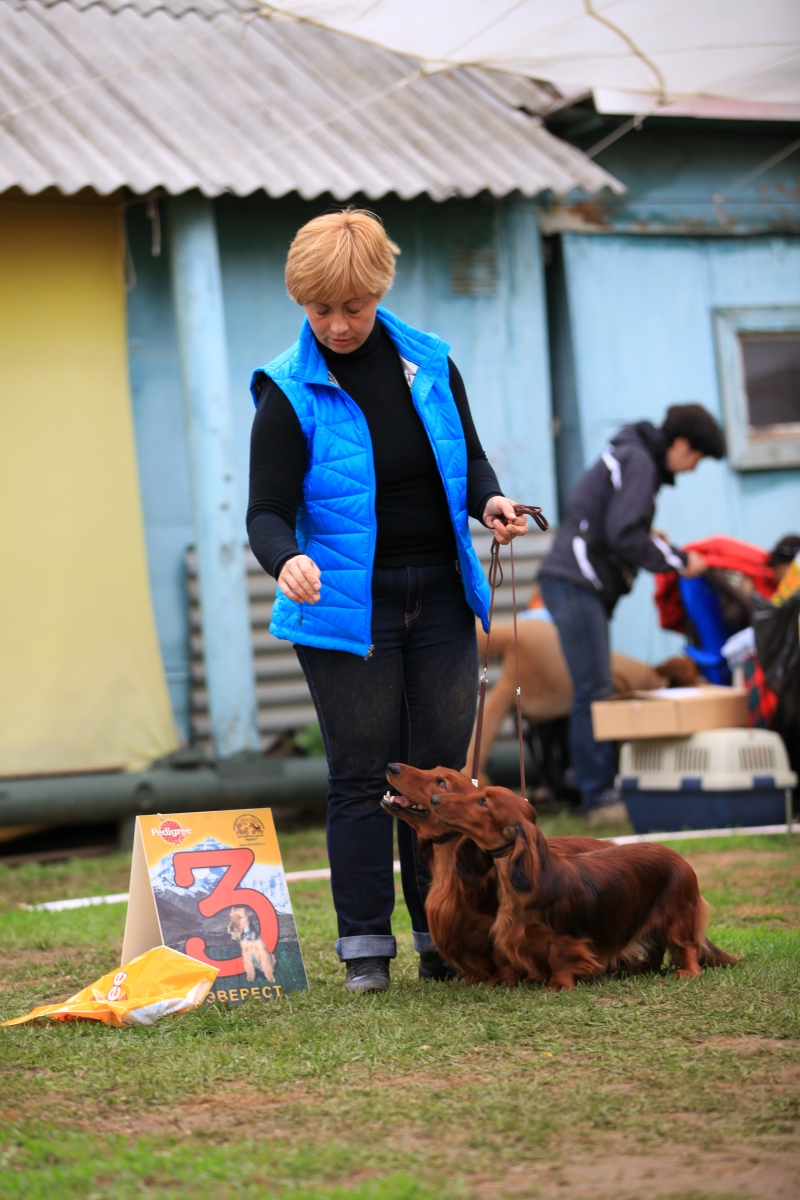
226, 904, 276, 982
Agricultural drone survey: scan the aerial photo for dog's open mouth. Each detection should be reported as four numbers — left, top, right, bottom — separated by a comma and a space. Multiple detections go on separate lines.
381, 790, 428, 817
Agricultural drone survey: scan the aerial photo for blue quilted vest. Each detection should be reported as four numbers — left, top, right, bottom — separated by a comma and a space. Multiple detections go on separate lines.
250, 305, 491, 656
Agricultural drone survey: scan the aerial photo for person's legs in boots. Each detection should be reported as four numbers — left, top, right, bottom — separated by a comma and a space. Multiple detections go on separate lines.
539, 576, 621, 819
295, 580, 407, 991
396, 563, 479, 979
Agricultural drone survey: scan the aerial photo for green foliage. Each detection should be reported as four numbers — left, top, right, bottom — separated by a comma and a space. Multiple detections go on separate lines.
293, 722, 326, 757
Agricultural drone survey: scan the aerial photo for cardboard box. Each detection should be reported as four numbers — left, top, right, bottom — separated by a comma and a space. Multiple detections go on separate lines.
591, 687, 748, 741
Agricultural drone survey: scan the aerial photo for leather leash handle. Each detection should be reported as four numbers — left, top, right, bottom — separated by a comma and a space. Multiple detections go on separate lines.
509, 536, 525, 798
512, 503, 549, 532
470, 503, 550, 795
470, 538, 501, 785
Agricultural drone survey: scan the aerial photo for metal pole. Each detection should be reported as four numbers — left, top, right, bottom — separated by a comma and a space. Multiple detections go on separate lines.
786, 788, 793, 841
168, 193, 259, 758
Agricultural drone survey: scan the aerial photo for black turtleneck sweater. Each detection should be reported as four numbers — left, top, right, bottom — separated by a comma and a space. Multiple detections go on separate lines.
247, 322, 502, 579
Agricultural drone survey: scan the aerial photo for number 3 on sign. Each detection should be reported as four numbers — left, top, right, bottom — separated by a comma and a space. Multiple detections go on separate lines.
172, 848, 279, 978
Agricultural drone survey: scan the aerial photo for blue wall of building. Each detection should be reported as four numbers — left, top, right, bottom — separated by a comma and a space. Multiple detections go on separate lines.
126, 193, 555, 736
541, 120, 800, 236
557, 231, 800, 663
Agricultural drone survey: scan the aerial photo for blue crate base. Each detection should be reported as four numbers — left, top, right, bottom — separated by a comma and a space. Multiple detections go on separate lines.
621, 783, 787, 834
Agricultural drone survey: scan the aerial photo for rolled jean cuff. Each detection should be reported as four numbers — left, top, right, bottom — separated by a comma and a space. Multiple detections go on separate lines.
335, 935, 397, 962
412, 929, 434, 953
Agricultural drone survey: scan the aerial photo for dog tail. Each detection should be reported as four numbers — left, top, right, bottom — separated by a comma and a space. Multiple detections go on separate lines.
694, 897, 738, 967
699, 938, 739, 969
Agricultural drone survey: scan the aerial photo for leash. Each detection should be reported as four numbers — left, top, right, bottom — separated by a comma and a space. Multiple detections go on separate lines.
470, 504, 549, 798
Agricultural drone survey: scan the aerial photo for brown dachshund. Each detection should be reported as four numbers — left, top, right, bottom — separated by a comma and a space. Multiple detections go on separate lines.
429, 785, 736, 991
382, 764, 613, 984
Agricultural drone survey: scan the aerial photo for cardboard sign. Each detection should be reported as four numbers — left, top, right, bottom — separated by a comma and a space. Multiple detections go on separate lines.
121, 809, 307, 1005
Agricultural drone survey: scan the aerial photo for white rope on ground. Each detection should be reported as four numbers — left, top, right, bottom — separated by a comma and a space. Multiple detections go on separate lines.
21, 826, 798, 912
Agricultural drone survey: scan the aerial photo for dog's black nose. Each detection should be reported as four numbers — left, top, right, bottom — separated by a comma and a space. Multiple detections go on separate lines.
387, 763, 401, 775
430, 795, 440, 806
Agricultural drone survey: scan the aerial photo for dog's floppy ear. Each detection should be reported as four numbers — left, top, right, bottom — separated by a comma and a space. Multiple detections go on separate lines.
454, 837, 493, 881
507, 823, 535, 894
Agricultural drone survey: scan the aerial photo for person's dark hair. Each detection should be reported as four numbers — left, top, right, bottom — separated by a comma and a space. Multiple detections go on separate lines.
769, 534, 800, 567
661, 404, 726, 459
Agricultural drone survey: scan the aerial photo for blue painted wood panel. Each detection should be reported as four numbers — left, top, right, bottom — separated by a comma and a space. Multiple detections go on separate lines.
542, 123, 800, 235
126, 209, 194, 737
560, 232, 800, 663
126, 195, 555, 733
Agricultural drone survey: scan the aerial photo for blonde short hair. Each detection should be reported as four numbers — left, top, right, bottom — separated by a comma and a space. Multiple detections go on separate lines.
285, 208, 400, 306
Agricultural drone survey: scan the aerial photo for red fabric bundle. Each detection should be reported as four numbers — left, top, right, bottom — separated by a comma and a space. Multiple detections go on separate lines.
742, 654, 779, 729
654, 536, 776, 633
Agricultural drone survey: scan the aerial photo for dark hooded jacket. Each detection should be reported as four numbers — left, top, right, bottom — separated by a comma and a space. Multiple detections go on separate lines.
539, 422, 688, 615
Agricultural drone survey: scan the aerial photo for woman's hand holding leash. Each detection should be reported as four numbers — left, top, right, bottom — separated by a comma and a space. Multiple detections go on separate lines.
482, 496, 528, 544
278, 554, 321, 604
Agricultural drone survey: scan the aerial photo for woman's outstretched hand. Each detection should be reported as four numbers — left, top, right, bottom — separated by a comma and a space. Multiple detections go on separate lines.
482, 497, 528, 545
278, 554, 321, 603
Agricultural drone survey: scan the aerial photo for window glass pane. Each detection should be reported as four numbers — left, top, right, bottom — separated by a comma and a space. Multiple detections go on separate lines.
740, 333, 800, 428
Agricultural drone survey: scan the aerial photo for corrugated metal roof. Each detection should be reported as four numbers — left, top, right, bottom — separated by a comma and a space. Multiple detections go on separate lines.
0, 0, 623, 199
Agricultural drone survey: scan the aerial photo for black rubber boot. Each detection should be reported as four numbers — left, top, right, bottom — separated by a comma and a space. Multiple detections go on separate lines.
418, 950, 459, 981
344, 957, 390, 993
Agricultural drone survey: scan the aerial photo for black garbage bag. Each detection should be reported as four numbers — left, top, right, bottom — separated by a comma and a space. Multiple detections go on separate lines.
753, 593, 800, 776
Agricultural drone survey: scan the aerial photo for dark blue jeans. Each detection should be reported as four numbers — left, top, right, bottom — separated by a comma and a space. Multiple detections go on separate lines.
295, 562, 478, 962
538, 575, 617, 809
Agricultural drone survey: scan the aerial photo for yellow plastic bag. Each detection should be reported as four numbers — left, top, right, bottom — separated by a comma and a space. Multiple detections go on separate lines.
2, 945, 218, 1028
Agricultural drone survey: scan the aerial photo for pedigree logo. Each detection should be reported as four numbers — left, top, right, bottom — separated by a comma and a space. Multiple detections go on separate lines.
150, 819, 192, 846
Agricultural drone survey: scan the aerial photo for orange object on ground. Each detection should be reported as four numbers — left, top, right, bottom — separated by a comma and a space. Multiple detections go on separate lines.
2, 945, 218, 1028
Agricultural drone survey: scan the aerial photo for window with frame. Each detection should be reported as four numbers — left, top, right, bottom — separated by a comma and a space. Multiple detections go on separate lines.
714, 307, 800, 470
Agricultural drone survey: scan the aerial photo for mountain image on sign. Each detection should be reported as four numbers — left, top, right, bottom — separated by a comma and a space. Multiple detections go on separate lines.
137, 811, 308, 1003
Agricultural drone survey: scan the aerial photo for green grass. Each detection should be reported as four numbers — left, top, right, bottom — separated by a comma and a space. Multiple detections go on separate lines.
0, 821, 798, 1199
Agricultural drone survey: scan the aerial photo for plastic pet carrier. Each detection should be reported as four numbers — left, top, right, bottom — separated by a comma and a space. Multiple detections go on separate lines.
618, 728, 796, 833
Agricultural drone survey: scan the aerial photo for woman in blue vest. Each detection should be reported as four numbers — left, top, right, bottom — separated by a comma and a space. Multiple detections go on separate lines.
248, 209, 527, 992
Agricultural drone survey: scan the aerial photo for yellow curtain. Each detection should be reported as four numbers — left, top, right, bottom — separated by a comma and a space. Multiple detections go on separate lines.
0, 199, 178, 775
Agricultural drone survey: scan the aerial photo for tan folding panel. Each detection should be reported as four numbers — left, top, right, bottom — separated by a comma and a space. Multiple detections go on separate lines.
0, 198, 178, 775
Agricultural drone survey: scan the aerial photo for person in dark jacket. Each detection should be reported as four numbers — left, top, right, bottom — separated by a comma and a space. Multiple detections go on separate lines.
539, 405, 726, 822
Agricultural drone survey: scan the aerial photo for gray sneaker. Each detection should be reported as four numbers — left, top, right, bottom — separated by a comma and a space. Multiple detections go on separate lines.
344, 957, 390, 993
587, 799, 629, 827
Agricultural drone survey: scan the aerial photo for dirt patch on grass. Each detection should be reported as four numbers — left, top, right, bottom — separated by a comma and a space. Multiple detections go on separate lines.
696, 1036, 800, 1053
686, 850, 789, 873
11, 1085, 328, 1140
0, 946, 111, 1002
685, 848, 800, 928
0, 947, 81, 972
686, 849, 799, 888
474, 1139, 800, 1199
733, 905, 791, 921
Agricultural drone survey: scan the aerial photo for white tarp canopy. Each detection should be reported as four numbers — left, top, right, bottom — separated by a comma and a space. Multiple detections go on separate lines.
263, 1, 800, 109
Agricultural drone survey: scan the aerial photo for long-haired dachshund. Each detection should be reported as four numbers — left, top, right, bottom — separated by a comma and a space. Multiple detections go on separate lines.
429, 785, 737, 990
226, 905, 276, 983
382, 764, 617, 984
